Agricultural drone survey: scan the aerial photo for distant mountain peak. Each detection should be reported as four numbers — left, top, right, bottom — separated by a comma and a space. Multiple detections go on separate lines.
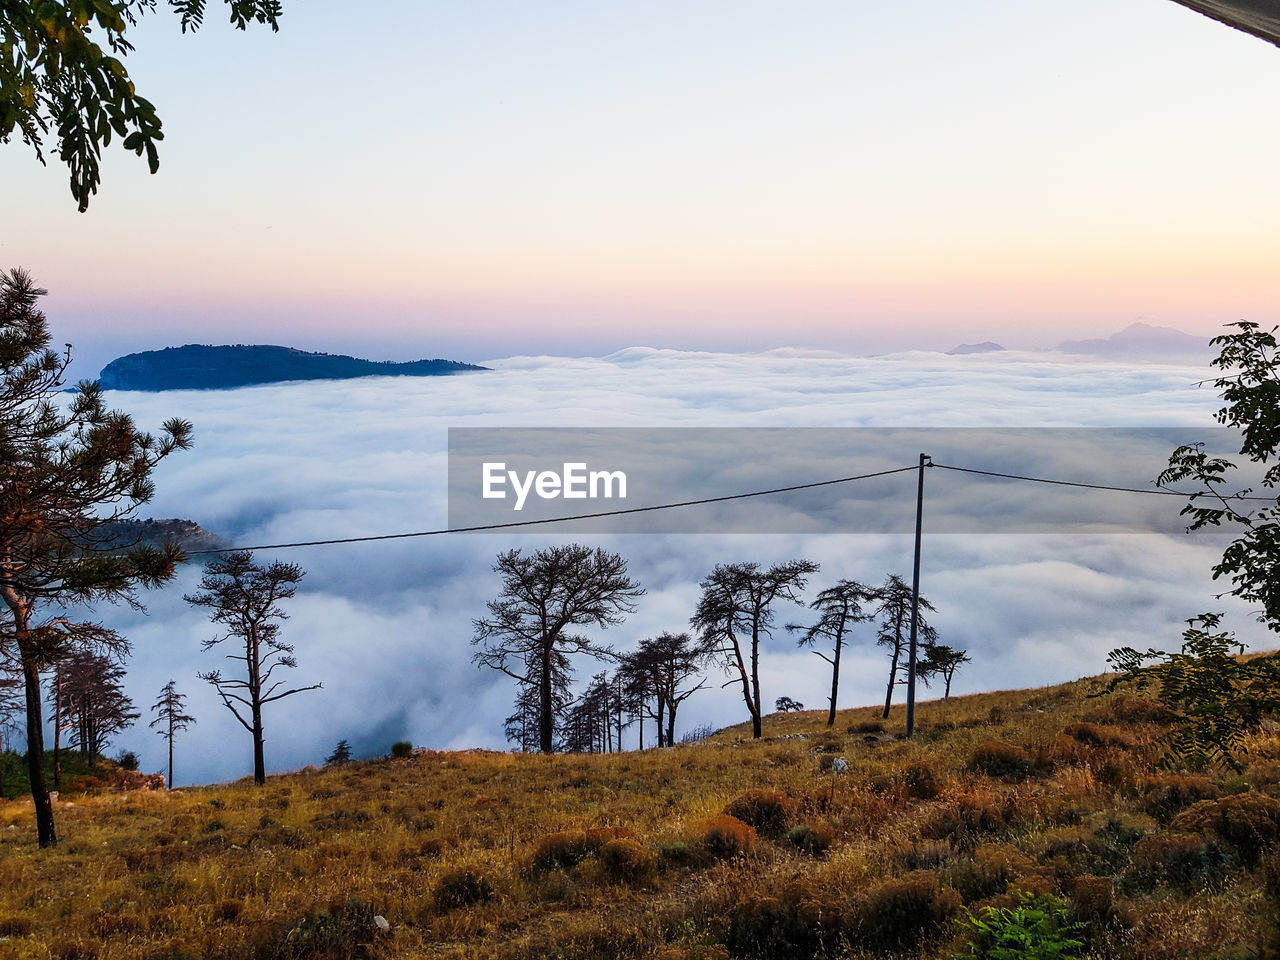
1055, 323, 1210, 359
98, 344, 488, 391
946, 341, 1005, 356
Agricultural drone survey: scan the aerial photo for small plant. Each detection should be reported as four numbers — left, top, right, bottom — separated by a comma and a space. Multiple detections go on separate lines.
433, 865, 495, 911
390, 741, 413, 758
952, 891, 1086, 960
724, 789, 797, 838
597, 837, 653, 882
1062, 722, 1130, 748
1167, 792, 1280, 865
1127, 833, 1236, 892
274, 899, 380, 959
116, 751, 140, 772
786, 821, 835, 857
861, 870, 961, 949
903, 761, 944, 799
1142, 774, 1220, 823
529, 827, 631, 873
699, 815, 756, 859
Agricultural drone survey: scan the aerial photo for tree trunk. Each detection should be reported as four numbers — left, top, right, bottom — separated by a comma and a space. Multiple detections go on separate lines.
538, 645, 554, 754
22, 656, 56, 847
52, 666, 61, 789
655, 695, 665, 748
944, 673, 953, 700
828, 643, 841, 728
168, 714, 175, 789
750, 624, 762, 739
252, 703, 266, 786
666, 698, 677, 747
882, 645, 900, 720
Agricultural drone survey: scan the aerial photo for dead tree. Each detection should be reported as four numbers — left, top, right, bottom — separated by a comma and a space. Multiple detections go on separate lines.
54, 650, 139, 762
149, 680, 195, 789
619, 632, 707, 747
873, 574, 938, 719
472, 545, 643, 753
186, 551, 320, 785
691, 560, 818, 739
789, 579, 876, 727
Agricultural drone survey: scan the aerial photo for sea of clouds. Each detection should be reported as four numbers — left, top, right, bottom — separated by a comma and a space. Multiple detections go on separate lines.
83, 348, 1263, 786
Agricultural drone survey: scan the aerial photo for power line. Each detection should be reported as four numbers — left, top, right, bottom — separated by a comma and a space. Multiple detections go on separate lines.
929, 461, 1273, 500
186, 464, 920, 555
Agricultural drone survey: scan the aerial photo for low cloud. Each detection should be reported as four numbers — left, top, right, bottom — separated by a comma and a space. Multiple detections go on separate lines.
84, 348, 1259, 785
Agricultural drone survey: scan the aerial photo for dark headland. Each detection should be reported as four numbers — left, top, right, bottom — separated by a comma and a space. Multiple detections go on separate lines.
97, 344, 488, 391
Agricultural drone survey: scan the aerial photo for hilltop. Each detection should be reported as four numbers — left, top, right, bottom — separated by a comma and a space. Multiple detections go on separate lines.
2, 671, 1278, 959
97, 344, 488, 391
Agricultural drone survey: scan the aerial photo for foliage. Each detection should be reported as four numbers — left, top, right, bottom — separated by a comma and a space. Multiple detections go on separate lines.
1, 0, 285, 211
1167, 792, 1280, 865
0, 267, 191, 845
186, 550, 319, 785
952, 891, 1086, 960
772, 696, 802, 713
699, 815, 756, 859
784, 821, 834, 856
433, 865, 494, 911
860, 871, 961, 949
1104, 614, 1280, 770
723, 790, 798, 839
390, 741, 412, 759
1159, 322, 1280, 630
1127, 832, 1237, 892
968, 741, 1035, 780
788, 578, 876, 726
325, 739, 352, 765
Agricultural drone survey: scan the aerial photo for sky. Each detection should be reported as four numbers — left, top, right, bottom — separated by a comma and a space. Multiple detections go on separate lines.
67, 348, 1263, 787
2, 0, 1279, 376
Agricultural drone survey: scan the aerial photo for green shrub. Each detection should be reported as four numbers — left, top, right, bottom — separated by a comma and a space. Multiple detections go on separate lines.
433, 865, 495, 911
785, 822, 835, 857
968, 742, 1034, 780
952, 891, 1086, 960
860, 870, 961, 949
724, 789, 798, 838
390, 741, 413, 758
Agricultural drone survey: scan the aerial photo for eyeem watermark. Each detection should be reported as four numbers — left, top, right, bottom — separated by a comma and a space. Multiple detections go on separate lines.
482, 462, 627, 511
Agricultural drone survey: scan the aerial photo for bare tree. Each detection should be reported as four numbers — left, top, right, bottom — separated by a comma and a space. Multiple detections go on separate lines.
691, 560, 818, 739
0, 662, 21, 796
472, 544, 643, 753
186, 551, 320, 785
919, 645, 970, 700
149, 680, 195, 789
0, 268, 192, 845
54, 650, 139, 762
873, 574, 938, 719
789, 579, 876, 727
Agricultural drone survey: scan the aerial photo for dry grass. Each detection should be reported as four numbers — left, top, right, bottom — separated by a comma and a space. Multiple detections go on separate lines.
0, 676, 1277, 958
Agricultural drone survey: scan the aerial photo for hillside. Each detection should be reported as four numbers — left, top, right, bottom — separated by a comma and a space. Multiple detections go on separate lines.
97, 517, 230, 555
1, 675, 1278, 959
97, 344, 488, 391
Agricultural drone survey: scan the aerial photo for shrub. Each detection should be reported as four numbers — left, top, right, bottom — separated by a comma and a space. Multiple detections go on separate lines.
390, 741, 413, 758
433, 865, 495, 911
725, 886, 854, 960
943, 846, 1037, 903
116, 750, 140, 771
699, 815, 757, 859
811, 731, 844, 753
1142, 774, 1220, 824
1084, 694, 1172, 726
952, 891, 1086, 960
849, 720, 884, 734
48, 941, 101, 960
659, 841, 697, 866
0, 915, 34, 937
904, 762, 945, 800
529, 827, 631, 873
1063, 876, 1116, 925
724, 790, 798, 838
922, 792, 1010, 845
860, 871, 961, 949
271, 899, 380, 959
898, 843, 953, 871
1063, 723, 1131, 748
1127, 833, 1236, 892
598, 837, 653, 882
786, 822, 836, 857
1167, 792, 1280, 865
968, 741, 1035, 780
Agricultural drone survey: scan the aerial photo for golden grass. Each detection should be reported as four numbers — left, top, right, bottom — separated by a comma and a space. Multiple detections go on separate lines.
0, 677, 1276, 958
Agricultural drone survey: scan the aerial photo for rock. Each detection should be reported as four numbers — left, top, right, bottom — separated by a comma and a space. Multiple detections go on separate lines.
374, 915, 390, 933
831, 757, 848, 774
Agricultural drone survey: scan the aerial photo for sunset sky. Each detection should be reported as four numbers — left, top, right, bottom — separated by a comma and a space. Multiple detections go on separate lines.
2, 0, 1277, 374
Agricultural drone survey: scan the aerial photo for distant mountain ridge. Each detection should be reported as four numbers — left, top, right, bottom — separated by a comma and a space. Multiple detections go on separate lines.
946, 341, 1005, 355
98, 518, 230, 555
98, 344, 488, 391
1055, 322, 1210, 359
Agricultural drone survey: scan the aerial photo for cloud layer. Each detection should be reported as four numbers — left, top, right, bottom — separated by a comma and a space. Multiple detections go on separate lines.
85, 348, 1258, 785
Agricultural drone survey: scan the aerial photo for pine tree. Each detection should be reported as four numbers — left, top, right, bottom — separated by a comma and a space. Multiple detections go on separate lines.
149, 680, 196, 789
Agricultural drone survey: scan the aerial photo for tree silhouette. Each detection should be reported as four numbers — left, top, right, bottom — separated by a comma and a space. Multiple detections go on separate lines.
53, 650, 138, 762
691, 559, 818, 739
0, 662, 21, 796
0, 268, 192, 845
325, 739, 352, 766
873, 574, 938, 719
472, 545, 643, 753
186, 551, 320, 785
918, 645, 970, 700
619, 633, 707, 748
775, 696, 804, 713
789, 579, 876, 726
149, 680, 195, 789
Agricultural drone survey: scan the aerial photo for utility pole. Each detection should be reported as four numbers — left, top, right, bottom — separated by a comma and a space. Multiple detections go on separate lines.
905, 453, 930, 737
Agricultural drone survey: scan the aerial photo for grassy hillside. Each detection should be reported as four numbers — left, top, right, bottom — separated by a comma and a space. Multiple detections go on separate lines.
2, 676, 1279, 960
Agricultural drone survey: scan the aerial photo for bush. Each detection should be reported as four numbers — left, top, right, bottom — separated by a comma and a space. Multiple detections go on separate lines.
116, 750, 140, 771
943, 846, 1037, 904
1063, 723, 1131, 748
390, 741, 413, 758
1142, 774, 1220, 824
659, 841, 697, 866
952, 891, 1086, 960
861, 871, 961, 949
270, 899, 381, 959
699, 815, 756, 859
968, 741, 1035, 780
922, 792, 1011, 845
433, 865, 495, 911
724, 790, 798, 838
1127, 833, 1236, 892
904, 762, 945, 800
1167, 792, 1280, 865
1084, 694, 1173, 726
849, 721, 884, 735
529, 827, 631, 873
725, 885, 854, 960
785, 822, 835, 857
1063, 876, 1116, 925
598, 837, 653, 882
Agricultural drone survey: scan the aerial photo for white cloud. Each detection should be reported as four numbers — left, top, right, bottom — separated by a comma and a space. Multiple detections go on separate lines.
89, 348, 1264, 784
